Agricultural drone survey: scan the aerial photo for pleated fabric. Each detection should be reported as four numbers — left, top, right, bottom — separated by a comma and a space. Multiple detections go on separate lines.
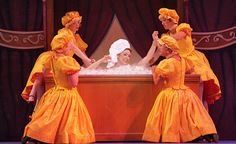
23, 56, 95, 143
142, 58, 217, 142
163, 23, 221, 104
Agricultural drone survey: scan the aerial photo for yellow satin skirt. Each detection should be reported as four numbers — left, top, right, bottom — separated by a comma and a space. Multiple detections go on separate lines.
23, 86, 95, 143
185, 50, 221, 104
142, 87, 217, 142
21, 51, 53, 101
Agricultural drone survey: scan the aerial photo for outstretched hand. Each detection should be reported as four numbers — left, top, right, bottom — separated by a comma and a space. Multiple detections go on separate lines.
101, 55, 111, 63
152, 31, 159, 41
90, 58, 96, 63
152, 31, 160, 48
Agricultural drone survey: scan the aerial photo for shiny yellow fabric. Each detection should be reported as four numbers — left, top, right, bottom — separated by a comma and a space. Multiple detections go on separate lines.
58, 28, 88, 53
21, 28, 88, 101
159, 35, 180, 52
158, 8, 179, 23
61, 11, 81, 26
176, 23, 195, 57
23, 56, 95, 143
21, 51, 53, 101
174, 23, 221, 103
142, 58, 217, 142
50, 32, 73, 51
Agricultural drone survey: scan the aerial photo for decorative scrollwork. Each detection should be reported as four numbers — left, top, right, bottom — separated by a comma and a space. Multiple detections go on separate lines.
22, 34, 45, 44
0, 33, 19, 43
192, 26, 236, 50
192, 35, 210, 46
0, 28, 45, 49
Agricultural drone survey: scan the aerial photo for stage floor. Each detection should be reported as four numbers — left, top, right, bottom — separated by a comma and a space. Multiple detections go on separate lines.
1, 141, 236, 144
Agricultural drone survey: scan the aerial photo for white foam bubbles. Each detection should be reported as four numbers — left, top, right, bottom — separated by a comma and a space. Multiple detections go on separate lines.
79, 65, 152, 75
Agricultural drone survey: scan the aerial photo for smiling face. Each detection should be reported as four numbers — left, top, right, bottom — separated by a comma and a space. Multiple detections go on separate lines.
160, 18, 175, 30
117, 49, 132, 66
159, 44, 173, 58
68, 17, 82, 33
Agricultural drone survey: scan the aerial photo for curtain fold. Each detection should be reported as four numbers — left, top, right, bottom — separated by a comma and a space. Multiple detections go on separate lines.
189, 0, 236, 140
0, 0, 44, 141
1, 0, 235, 141
110, 0, 175, 57
54, 0, 114, 63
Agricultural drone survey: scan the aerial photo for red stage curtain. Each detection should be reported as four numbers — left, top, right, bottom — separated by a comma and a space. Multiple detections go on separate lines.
0, 0, 45, 141
54, 0, 114, 63
110, 0, 176, 57
1, 0, 235, 141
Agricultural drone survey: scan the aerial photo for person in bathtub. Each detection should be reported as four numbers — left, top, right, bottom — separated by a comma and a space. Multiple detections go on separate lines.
87, 32, 160, 70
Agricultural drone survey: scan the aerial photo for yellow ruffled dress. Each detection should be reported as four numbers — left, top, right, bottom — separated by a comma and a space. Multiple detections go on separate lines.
21, 28, 88, 101
21, 51, 53, 101
58, 28, 88, 53
142, 58, 217, 142
23, 56, 95, 143
173, 23, 221, 104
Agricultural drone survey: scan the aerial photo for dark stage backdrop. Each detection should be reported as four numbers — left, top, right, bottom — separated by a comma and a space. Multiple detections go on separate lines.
0, 0, 235, 141
189, 0, 236, 139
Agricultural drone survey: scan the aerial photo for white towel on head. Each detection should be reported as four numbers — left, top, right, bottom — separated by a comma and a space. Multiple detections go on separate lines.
106, 39, 130, 68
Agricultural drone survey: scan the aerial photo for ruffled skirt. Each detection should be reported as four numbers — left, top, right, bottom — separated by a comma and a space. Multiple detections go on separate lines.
21, 51, 53, 101
142, 87, 217, 142
23, 86, 95, 143
185, 50, 221, 104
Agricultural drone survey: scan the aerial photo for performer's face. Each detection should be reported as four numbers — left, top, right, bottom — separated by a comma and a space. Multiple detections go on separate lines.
117, 49, 131, 65
159, 45, 171, 57
69, 17, 82, 33
161, 18, 174, 30
64, 45, 72, 56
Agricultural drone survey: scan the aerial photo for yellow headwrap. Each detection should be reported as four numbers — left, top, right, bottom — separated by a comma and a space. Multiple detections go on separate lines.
61, 11, 81, 27
158, 8, 179, 24
158, 35, 179, 52
51, 33, 72, 51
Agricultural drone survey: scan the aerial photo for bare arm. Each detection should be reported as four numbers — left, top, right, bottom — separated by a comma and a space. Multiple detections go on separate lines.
86, 55, 111, 69
28, 77, 43, 102
137, 40, 158, 67
69, 42, 92, 66
143, 31, 161, 66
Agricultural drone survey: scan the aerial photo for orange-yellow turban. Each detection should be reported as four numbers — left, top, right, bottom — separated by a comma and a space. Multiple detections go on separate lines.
158, 8, 179, 24
61, 11, 81, 27
51, 33, 72, 51
158, 35, 179, 52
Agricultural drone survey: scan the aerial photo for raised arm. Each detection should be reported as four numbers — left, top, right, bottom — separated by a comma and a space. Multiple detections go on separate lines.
138, 31, 161, 67
137, 40, 157, 67
86, 55, 111, 69
69, 41, 93, 66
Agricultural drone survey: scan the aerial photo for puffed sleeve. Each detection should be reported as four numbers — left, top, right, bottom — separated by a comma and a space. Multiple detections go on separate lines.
75, 34, 88, 52
42, 54, 53, 75
58, 56, 81, 75
30, 52, 53, 82
176, 23, 192, 36
21, 51, 53, 101
155, 59, 175, 78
